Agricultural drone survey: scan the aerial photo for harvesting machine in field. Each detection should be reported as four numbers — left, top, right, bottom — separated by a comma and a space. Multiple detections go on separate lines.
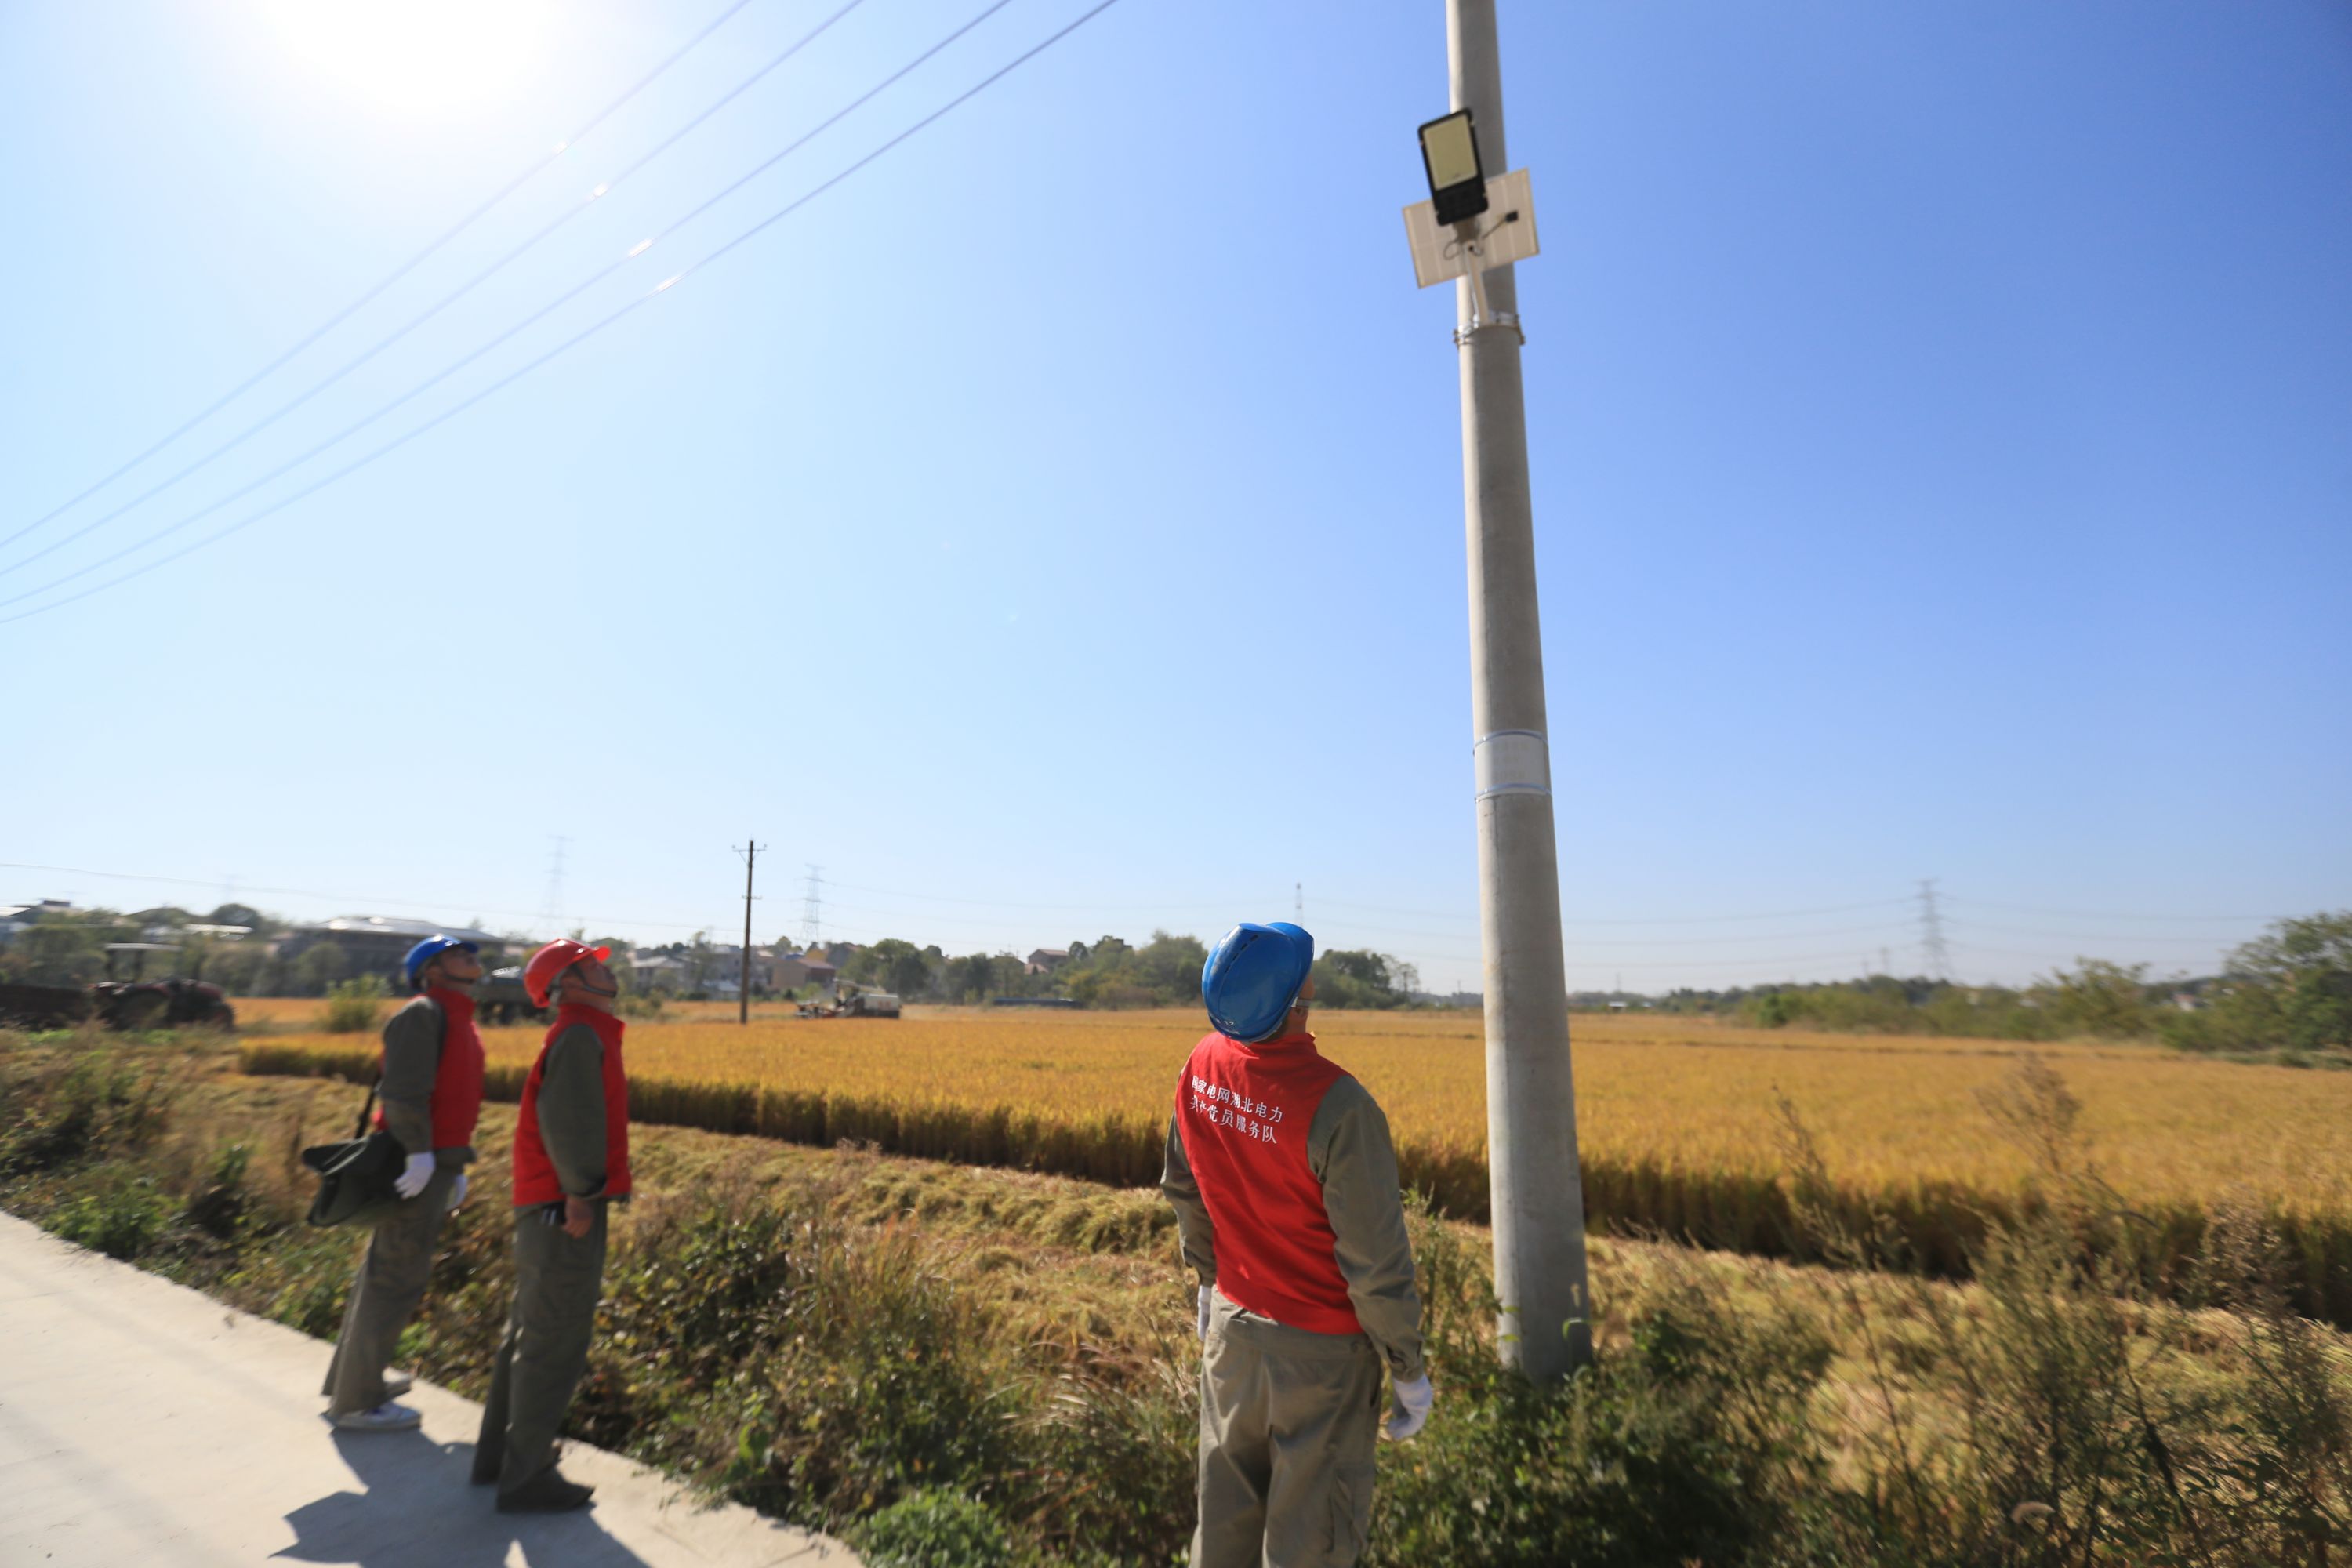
475, 966, 550, 1025
1, 976, 236, 1033
794, 985, 901, 1020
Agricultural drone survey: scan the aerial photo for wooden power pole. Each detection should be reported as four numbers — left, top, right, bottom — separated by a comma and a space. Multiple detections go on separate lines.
734, 840, 767, 1024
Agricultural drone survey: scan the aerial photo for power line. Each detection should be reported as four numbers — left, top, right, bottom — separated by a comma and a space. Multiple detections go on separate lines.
0, 0, 867, 582
0, 0, 1069, 625
1319, 894, 1915, 926
1944, 941, 2234, 967
824, 879, 1923, 929
0, 0, 756, 560
1941, 918, 2255, 946
0, 858, 717, 933
1941, 895, 2284, 924
0, 855, 2261, 979
1325, 913, 1919, 946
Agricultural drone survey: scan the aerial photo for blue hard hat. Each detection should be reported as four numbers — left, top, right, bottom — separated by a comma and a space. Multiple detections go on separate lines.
403, 935, 479, 990
1202, 921, 1316, 1043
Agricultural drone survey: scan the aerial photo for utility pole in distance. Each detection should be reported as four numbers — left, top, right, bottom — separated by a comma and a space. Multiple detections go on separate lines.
734, 840, 767, 1025
1444, 0, 1592, 1378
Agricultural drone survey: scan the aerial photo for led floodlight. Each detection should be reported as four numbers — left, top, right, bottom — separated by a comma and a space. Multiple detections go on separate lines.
1418, 108, 1488, 227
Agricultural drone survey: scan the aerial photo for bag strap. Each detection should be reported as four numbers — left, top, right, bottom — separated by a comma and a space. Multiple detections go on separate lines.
349, 1073, 383, 1141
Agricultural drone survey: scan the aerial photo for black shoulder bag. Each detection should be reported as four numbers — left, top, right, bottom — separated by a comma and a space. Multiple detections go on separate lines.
300, 1078, 410, 1229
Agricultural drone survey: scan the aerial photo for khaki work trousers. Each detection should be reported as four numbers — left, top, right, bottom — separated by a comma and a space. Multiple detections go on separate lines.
474, 1204, 608, 1497
1192, 1290, 1384, 1568
321, 1165, 456, 1416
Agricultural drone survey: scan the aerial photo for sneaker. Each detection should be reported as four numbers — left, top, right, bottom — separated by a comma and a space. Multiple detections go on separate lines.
331, 1402, 423, 1432
382, 1369, 414, 1396
496, 1471, 595, 1514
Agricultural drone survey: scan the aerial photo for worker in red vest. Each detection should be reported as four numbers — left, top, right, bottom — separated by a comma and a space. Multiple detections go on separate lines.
1162, 921, 1433, 1568
470, 938, 632, 1513
322, 934, 486, 1431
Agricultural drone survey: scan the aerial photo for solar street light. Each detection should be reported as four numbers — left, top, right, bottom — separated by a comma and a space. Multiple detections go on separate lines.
1417, 109, 1488, 227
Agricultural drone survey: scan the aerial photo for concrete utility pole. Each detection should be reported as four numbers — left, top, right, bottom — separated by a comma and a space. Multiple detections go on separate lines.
1448, 0, 1593, 1378
734, 840, 767, 1025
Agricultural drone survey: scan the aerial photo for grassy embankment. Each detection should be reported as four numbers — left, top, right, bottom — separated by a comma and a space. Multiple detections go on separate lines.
238, 1004, 2352, 1323
6, 1025, 2352, 1566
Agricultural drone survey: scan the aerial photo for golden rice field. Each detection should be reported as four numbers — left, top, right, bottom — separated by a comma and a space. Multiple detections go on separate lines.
238, 1005, 2352, 1319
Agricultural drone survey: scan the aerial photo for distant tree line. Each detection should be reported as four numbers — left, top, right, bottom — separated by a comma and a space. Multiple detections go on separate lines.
1, 903, 1425, 1014
839, 931, 1424, 1011
1663, 912, 2350, 1056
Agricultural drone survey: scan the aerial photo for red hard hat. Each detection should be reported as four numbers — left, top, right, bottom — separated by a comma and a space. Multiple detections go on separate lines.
524, 939, 611, 1007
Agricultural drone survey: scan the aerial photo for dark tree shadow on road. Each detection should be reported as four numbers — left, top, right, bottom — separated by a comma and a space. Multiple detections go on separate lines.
276, 1431, 655, 1568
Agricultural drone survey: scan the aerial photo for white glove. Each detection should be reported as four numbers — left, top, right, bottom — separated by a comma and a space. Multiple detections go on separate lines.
1197, 1285, 1214, 1342
445, 1174, 468, 1211
393, 1153, 435, 1200
1384, 1374, 1434, 1443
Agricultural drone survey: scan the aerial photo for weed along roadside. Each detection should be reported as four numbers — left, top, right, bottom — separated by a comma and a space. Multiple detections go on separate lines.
5, 1027, 2352, 1564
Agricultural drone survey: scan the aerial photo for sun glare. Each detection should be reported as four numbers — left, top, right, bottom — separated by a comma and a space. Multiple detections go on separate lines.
263, 0, 554, 116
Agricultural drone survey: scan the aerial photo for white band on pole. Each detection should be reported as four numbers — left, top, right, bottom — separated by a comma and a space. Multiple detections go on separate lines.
1473, 728, 1551, 800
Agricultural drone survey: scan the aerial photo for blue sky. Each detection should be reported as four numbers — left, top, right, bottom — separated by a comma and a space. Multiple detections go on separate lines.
2, 0, 2345, 992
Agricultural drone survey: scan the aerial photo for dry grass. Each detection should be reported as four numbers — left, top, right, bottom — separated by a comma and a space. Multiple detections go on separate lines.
238, 1005, 2352, 1319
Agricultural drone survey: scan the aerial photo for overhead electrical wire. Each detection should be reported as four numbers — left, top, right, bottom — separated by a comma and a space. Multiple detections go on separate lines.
1941, 919, 2254, 946
0, 0, 1051, 622
1945, 941, 2231, 967
768, 881, 1927, 930
1316, 894, 1916, 926
1940, 895, 2278, 924
0, 0, 757, 559
0, 858, 2261, 981
1277, 913, 1918, 946
0, 0, 868, 583
0, 860, 726, 935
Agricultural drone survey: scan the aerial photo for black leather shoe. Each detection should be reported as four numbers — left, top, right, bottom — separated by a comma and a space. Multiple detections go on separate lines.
495, 1472, 595, 1513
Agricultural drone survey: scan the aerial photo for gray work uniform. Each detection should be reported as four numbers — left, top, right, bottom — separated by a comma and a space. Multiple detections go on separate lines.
1163, 1073, 1427, 1568
321, 993, 477, 1416
474, 1020, 619, 1497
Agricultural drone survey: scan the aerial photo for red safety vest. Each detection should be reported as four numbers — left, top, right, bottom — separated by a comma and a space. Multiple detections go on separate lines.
1177, 1030, 1362, 1336
512, 1004, 632, 1207
373, 989, 485, 1152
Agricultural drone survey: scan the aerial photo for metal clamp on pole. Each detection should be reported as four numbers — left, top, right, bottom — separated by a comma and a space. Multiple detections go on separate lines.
1473, 728, 1552, 800
1454, 310, 1525, 348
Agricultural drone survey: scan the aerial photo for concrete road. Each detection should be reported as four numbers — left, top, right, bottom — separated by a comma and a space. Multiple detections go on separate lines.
0, 1210, 858, 1567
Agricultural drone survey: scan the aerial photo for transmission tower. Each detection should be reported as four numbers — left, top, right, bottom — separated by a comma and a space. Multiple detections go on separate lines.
539, 835, 571, 936
801, 865, 825, 949
1295, 881, 1303, 920
1917, 878, 1952, 981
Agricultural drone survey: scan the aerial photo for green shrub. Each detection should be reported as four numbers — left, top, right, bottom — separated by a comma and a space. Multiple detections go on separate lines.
718, 1221, 1007, 1523
1370, 1243, 1837, 1568
858, 1490, 1011, 1568
321, 976, 389, 1034
49, 1171, 173, 1260
1012, 1349, 1194, 1563
183, 1138, 251, 1238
